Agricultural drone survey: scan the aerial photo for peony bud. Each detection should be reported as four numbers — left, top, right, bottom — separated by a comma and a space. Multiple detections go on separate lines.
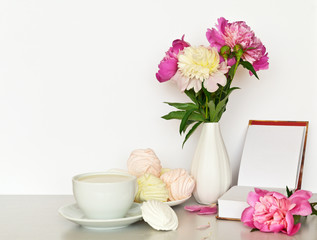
233, 44, 243, 59
220, 45, 231, 60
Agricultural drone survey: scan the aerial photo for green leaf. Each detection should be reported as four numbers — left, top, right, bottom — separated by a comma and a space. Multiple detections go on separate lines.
162, 111, 185, 120
182, 122, 202, 148
196, 91, 205, 106
228, 64, 236, 80
184, 89, 198, 104
164, 102, 198, 111
208, 100, 216, 121
293, 215, 301, 225
216, 87, 239, 109
227, 87, 240, 94
311, 202, 317, 216
215, 94, 230, 116
250, 228, 259, 232
240, 60, 259, 79
183, 120, 195, 132
162, 111, 205, 122
189, 112, 205, 122
219, 87, 239, 102
179, 110, 194, 134
208, 100, 216, 112
212, 87, 240, 121
202, 84, 211, 102
286, 186, 293, 197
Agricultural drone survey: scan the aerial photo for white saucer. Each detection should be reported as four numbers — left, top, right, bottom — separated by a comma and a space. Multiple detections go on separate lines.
166, 195, 191, 207
58, 202, 142, 230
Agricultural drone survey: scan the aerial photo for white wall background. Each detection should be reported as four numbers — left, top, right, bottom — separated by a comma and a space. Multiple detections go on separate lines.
0, 0, 316, 194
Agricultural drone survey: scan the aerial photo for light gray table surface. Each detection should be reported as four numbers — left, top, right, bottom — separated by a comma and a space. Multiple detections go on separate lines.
1, 195, 317, 240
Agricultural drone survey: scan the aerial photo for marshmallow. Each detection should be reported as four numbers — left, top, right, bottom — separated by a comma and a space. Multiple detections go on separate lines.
160, 169, 195, 201
141, 200, 178, 231
127, 149, 161, 177
135, 173, 169, 203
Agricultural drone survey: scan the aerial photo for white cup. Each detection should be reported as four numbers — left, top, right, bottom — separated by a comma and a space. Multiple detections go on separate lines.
72, 172, 137, 219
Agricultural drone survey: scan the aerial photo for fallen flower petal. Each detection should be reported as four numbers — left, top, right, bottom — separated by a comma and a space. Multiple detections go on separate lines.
196, 222, 210, 230
184, 205, 203, 212
198, 206, 218, 215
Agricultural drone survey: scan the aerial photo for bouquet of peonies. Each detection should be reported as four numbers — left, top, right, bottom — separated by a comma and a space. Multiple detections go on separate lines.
156, 17, 269, 146
241, 187, 317, 236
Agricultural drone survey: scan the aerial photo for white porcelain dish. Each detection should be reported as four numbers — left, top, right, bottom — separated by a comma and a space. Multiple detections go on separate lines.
166, 195, 191, 206
58, 202, 142, 230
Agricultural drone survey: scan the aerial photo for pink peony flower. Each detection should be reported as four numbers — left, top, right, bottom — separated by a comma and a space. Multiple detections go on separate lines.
156, 58, 179, 83
166, 37, 191, 59
241, 188, 312, 236
206, 17, 269, 72
156, 35, 190, 83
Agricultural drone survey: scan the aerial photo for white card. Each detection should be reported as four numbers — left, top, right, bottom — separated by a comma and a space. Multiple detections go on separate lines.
237, 124, 306, 189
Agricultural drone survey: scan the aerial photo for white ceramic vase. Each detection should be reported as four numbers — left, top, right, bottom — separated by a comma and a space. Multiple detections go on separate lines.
191, 122, 232, 204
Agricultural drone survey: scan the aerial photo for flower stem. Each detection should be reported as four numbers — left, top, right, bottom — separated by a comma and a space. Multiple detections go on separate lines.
218, 86, 224, 105
218, 57, 240, 105
205, 94, 208, 119
228, 57, 241, 89
233, 59, 240, 76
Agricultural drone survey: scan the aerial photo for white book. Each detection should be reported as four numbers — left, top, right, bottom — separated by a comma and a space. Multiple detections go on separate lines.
217, 120, 309, 220
218, 186, 287, 220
